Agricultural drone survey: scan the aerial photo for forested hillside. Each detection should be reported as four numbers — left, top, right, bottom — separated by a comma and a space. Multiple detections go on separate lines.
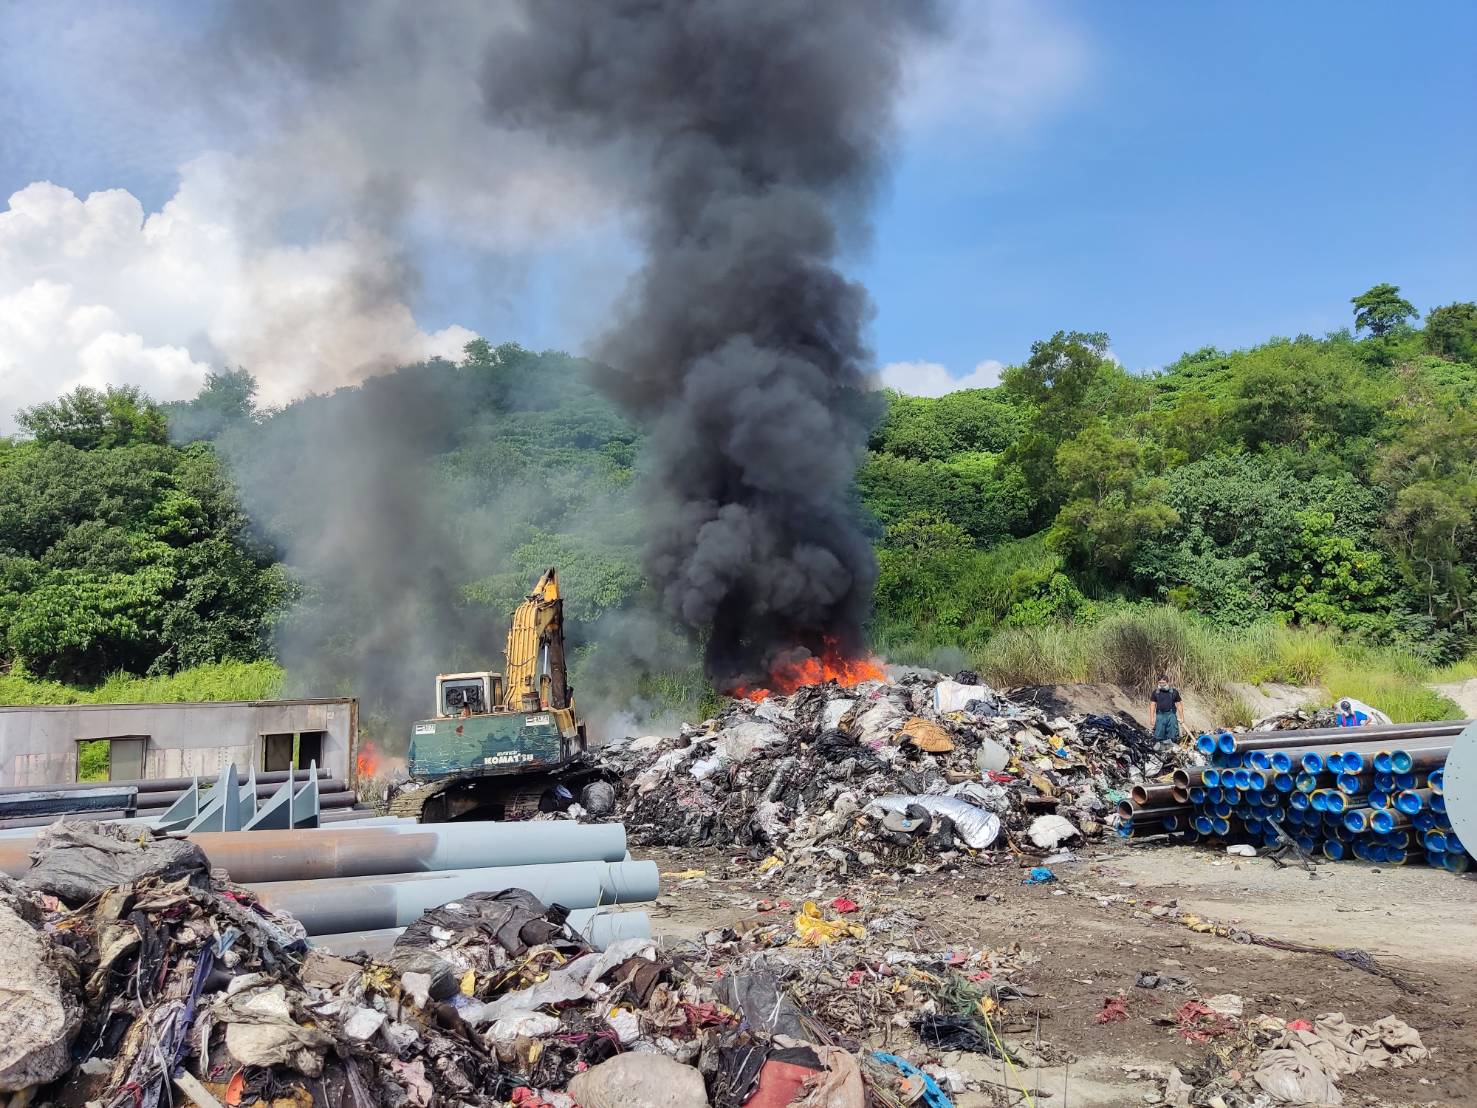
2, 286, 1474, 728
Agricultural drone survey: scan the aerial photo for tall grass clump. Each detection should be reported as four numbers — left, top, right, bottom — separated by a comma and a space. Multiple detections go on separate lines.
975, 625, 1085, 687
1430, 655, 1477, 683
1085, 606, 1228, 690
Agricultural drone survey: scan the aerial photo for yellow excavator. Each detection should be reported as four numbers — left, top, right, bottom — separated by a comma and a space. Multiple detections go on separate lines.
388, 568, 615, 822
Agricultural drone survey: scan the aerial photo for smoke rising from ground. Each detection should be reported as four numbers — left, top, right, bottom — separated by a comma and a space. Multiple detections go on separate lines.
481, 1, 941, 685
218, 364, 506, 733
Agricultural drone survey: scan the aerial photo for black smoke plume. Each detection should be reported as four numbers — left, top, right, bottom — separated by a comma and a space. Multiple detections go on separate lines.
481, 1, 939, 686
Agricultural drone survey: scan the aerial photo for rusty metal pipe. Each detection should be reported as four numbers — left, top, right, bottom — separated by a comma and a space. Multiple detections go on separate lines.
0, 819, 628, 880
1130, 784, 1178, 806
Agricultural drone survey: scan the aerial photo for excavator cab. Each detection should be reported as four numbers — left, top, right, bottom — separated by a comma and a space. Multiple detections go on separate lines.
436, 672, 503, 718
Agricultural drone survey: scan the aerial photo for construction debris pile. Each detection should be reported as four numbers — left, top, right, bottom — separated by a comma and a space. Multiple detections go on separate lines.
0, 822, 703, 1106
1118, 719, 1475, 873
594, 671, 1182, 870
0, 820, 1072, 1108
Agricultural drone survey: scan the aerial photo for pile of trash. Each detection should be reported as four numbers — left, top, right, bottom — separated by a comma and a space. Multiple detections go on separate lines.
0, 821, 1025, 1108
595, 670, 1181, 870
1153, 1010, 1429, 1106
0, 822, 732, 1107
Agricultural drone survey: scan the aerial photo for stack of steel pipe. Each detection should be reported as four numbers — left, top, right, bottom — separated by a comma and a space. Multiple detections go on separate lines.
1165, 719, 1475, 871
1112, 781, 1200, 843
0, 819, 659, 949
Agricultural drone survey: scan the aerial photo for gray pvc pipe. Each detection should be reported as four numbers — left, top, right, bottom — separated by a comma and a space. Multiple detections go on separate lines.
310, 908, 652, 956
249, 859, 659, 934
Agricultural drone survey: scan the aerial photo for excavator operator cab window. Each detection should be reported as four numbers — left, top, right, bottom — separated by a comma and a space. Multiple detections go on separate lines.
442, 679, 486, 717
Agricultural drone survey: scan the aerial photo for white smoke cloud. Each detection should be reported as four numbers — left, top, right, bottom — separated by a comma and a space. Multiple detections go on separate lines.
0, 159, 476, 429
901, 0, 1091, 134
877, 358, 1005, 396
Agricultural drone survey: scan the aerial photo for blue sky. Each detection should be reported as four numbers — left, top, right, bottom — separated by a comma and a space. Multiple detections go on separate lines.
1, 1, 1474, 411
865, 2, 1477, 382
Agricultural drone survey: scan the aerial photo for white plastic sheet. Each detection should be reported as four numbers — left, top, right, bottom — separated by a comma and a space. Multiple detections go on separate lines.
868, 794, 1002, 849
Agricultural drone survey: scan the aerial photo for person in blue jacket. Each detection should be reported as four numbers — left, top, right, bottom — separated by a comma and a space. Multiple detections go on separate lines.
1334, 698, 1370, 727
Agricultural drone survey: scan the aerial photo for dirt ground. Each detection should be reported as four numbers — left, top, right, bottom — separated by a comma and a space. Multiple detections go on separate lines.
642, 840, 1477, 1107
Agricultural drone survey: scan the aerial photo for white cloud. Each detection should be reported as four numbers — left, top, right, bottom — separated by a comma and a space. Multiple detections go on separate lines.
0, 161, 478, 430
901, 0, 1092, 135
877, 358, 1006, 397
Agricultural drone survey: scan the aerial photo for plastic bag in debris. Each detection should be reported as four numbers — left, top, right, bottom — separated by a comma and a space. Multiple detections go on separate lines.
792, 901, 866, 946
821, 699, 855, 732
1027, 813, 1079, 849
869, 795, 1002, 850
691, 754, 727, 780
853, 700, 905, 745
0, 896, 80, 1091
975, 737, 1010, 773
466, 938, 655, 1024
717, 719, 787, 761
719, 955, 810, 1040
21, 821, 209, 906
934, 680, 1000, 714
398, 888, 568, 957
914, 1014, 991, 1054
946, 781, 1012, 814
568, 1052, 708, 1108
208, 975, 336, 1076
793, 1046, 865, 1108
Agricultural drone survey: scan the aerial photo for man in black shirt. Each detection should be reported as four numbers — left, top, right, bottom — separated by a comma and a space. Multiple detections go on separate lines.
1149, 674, 1183, 744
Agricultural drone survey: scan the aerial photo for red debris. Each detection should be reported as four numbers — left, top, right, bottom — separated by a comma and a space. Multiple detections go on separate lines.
1096, 994, 1130, 1023
1173, 1000, 1236, 1042
830, 896, 859, 914
1286, 1018, 1314, 1032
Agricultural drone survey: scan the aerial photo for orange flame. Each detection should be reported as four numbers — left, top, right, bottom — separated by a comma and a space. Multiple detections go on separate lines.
356, 741, 383, 778
732, 641, 886, 702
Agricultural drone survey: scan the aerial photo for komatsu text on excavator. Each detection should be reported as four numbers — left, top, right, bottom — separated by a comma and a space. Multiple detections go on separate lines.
388, 568, 615, 822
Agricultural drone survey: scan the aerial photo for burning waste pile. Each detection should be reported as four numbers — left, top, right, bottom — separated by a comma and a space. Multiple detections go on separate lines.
593, 668, 1184, 871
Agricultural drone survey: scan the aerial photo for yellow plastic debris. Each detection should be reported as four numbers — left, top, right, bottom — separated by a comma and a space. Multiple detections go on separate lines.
898, 716, 954, 753
459, 969, 476, 996
757, 855, 784, 873
661, 869, 707, 879
791, 900, 866, 946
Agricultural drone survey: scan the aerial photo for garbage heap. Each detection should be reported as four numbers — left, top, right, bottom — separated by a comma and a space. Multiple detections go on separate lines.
0, 821, 1032, 1108
595, 671, 1183, 869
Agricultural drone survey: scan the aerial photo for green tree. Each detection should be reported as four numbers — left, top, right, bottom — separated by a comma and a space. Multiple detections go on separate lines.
1375, 402, 1477, 633
1048, 425, 1177, 576
1000, 330, 1136, 516
869, 390, 1024, 462
164, 369, 261, 442
17, 384, 168, 450
1423, 301, 1477, 363
0, 427, 285, 682
1351, 283, 1417, 337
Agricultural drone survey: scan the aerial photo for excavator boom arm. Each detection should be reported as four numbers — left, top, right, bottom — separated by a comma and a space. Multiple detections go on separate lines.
502, 567, 571, 711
